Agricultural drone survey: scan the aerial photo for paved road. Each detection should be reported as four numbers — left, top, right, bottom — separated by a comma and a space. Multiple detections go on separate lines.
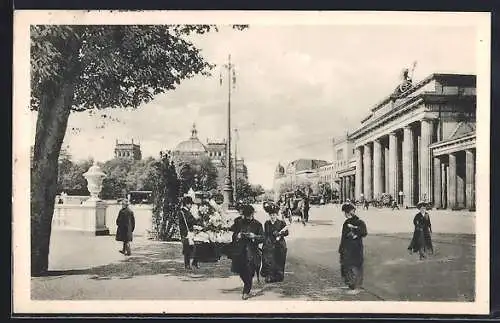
31, 205, 475, 301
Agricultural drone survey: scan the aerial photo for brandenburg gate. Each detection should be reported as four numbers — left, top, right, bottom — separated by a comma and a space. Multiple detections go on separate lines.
347, 73, 476, 210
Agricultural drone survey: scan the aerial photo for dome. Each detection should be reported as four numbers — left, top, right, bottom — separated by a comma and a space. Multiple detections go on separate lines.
174, 123, 207, 153
175, 139, 207, 152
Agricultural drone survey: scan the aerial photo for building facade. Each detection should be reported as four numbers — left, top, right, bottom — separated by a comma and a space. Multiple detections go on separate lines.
114, 140, 142, 160
273, 158, 329, 200
172, 124, 248, 191
346, 73, 476, 210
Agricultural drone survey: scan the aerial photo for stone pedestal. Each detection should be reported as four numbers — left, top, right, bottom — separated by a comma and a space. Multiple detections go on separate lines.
81, 199, 110, 235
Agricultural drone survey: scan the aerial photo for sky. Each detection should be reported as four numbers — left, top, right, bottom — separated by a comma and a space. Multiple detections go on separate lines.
30, 24, 477, 189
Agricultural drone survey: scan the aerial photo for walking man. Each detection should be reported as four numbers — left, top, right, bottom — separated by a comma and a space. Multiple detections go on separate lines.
116, 199, 135, 256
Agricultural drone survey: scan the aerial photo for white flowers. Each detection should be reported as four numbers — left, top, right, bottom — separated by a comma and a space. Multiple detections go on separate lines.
192, 230, 232, 243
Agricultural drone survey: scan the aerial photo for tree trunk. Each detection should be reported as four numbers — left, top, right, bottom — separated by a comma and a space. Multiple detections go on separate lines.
31, 82, 73, 276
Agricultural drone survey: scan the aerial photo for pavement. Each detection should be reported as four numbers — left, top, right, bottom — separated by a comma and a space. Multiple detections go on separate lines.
31, 204, 475, 301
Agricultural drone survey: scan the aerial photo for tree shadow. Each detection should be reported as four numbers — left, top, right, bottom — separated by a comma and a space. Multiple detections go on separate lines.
41, 243, 236, 282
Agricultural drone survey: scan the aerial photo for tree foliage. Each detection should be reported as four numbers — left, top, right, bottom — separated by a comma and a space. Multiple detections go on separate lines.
30, 24, 247, 276
177, 157, 218, 194
31, 25, 246, 112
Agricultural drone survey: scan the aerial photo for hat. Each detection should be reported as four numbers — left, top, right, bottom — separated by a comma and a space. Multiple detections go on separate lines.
341, 202, 355, 213
241, 204, 255, 217
263, 201, 279, 214
416, 201, 427, 209
182, 196, 194, 205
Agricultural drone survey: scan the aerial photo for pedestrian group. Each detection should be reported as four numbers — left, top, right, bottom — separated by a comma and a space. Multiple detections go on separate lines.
114, 193, 433, 299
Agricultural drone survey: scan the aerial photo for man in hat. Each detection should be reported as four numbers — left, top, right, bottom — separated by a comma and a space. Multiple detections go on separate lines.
116, 199, 135, 256
178, 196, 199, 270
339, 202, 367, 294
230, 204, 264, 300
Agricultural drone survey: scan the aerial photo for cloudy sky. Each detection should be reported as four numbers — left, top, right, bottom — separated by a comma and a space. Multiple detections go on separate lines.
30, 24, 477, 189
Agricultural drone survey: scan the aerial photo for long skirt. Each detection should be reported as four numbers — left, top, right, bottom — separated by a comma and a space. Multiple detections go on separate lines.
408, 229, 425, 253
340, 264, 363, 289
261, 244, 287, 282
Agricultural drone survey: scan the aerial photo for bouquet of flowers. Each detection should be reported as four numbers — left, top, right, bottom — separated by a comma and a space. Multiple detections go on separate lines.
191, 199, 233, 244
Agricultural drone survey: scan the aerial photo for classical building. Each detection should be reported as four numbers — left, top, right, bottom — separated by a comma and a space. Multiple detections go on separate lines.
345, 73, 476, 210
114, 139, 142, 160
273, 158, 329, 200
172, 124, 248, 190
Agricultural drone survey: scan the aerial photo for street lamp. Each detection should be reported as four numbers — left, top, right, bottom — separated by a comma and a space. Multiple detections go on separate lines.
220, 54, 237, 210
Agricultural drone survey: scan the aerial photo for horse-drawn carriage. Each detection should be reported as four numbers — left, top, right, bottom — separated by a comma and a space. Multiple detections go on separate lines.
279, 192, 307, 225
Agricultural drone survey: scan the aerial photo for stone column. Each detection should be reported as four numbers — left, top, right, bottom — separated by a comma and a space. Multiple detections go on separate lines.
363, 143, 373, 201
355, 147, 363, 201
340, 176, 345, 203
441, 163, 447, 209
384, 146, 390, 193
465, 149, 476, 210
351, 175, 356, 200
388, 132, 398, 200
420, 119, 434, 202
346, 176, 351, 201
433, 157, 442, 209
448, 153, 457, 209
373, 139, 383, 201
403, 125, 415, 207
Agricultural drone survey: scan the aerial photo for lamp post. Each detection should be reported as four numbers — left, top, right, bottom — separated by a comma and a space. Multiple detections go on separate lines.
233, 128, 239, 203
220, 54, 237, 209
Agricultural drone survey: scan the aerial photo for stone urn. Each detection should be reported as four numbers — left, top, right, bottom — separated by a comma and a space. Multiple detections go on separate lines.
83, 162, 107, 201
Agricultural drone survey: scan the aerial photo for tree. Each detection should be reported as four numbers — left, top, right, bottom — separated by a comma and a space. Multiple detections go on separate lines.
30, 24, 247, 276
57, 157, 92, 195
235, 177, 253, 203
251, 184, 265, 198
177, 157, 218, 194
151, 151, 180, 241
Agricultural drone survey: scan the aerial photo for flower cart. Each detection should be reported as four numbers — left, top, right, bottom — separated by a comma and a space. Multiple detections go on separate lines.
186, 190, 238, 263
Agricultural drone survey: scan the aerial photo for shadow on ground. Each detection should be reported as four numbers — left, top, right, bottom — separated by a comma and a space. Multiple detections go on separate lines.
42, 243, 235, 282
34, 233, 475, 302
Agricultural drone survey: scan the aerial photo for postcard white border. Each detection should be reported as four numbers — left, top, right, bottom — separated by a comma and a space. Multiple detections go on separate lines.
12, 10, 491, 315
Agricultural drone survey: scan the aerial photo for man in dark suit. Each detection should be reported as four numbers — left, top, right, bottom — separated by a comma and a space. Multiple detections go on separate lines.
178, 196, 199, 270
230, 204, 264, 300
116, 199, 135, 256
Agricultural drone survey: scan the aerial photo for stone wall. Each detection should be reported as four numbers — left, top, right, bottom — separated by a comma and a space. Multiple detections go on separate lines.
52, 202, 153, 237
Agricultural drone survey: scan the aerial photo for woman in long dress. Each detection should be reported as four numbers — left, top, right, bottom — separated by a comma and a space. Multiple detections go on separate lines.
408, 201, 433, 259
339, 202, 368, 294
261, 202, 289, 283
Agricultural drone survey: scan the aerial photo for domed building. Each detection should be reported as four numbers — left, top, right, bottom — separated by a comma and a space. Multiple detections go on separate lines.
172, 123, 248, 190
171, 123, 208, 163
